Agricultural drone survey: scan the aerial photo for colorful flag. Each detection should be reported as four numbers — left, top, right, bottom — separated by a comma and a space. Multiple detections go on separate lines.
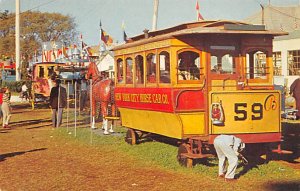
80, 33, 84, 49
62, 45, 68, 58
99, 20, 113, 46
196, 0, 204, 21
43, 50, 51, 62
198, 12, 204, 20
86, 47, 93, 56
82, 41, 88, 49
123, 31, 128, 42
82, 41, 92, 56
47, 50, 51, 62
122, 20, 128, 42
101, 30, 107, 44
52, 50, 56, 60
101, 29, 113, 46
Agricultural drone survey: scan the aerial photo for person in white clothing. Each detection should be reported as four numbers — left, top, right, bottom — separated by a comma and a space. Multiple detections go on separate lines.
2, 87, 11, 129
20, 82, 29, 101
213, 135, 245, 181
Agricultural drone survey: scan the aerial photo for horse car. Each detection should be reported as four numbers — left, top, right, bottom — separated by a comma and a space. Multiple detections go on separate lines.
31, 62, 64, 107
112, 20, 289, 167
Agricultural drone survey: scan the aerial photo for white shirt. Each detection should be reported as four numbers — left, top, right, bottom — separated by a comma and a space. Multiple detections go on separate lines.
22, 84, 28, 92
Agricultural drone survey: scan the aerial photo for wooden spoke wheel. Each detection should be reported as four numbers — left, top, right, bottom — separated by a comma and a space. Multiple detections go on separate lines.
125, 129, 138, 145
177, 143, 193, 168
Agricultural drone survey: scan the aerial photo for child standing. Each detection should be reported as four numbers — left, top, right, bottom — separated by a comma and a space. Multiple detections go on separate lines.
2, 87, 11, 129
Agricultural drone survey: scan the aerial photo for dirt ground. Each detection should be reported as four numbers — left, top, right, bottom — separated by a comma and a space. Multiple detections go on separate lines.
0, 104, 299, 191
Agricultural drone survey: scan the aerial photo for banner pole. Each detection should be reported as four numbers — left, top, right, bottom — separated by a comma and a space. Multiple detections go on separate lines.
90, 79, 93, 144
67, 82, 70, 132
79, 82, 81, 117
74, 80, 77, 137
56, 81, 61, 128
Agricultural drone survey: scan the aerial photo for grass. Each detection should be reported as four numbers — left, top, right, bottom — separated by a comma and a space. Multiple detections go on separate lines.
54, 124, 300, 190
54, 110, 300, 182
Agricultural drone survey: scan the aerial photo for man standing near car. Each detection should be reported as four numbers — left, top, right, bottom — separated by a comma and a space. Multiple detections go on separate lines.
49, 79, 67, 127
213, 134, 245, 181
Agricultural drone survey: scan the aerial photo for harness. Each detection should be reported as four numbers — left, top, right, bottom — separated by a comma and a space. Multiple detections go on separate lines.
92, 76, 102, 85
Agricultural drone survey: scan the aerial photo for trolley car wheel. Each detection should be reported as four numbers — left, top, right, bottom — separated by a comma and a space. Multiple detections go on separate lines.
177, 144, 193, 168
125, 129, 138, 145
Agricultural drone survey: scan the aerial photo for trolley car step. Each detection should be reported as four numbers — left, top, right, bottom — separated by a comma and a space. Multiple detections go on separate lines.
271, 149, 293, 154
104, 116, 120, 120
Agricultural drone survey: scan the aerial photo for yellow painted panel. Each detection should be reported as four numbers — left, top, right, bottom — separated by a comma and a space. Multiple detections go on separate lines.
211, 80, 237, 91
179, 113, 206, 135
209, 91, 281, 134
119, 108, 183, 139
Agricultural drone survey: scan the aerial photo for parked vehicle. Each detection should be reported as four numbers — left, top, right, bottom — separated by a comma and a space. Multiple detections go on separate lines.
112, 20, 288, 167
31, 62, 64, 107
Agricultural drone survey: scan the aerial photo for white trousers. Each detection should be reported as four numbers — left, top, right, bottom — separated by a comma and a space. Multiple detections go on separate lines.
214, 136, 238, 179
2, 102, 11, 126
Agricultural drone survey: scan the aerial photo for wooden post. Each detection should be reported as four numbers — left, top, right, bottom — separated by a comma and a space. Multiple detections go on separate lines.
152, 0, 159, 31
260, 4, 264, 25
15, 0, 21, 81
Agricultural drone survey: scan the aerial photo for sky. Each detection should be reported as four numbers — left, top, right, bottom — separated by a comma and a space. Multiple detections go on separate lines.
0, 0, 300, 46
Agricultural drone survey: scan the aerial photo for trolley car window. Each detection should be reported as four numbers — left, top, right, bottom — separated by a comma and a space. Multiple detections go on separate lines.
135, 55, 144, 84
287, 50, 300, 76
39, 66, 44, 78
159, 51, 170, 83
126, 57, 133, 84
177, 51, 200, 81
246, 51, 267, 79
48, 66, 54, 77
117, 58, 124, 83
211, 54, 235, 74
147, 53, 157, 83
272, 51, 282, 76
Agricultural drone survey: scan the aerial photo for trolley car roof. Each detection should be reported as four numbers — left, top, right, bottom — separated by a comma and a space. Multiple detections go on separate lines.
58, 66, 87, 73
33, 62, 65, 66
113, 20, 288, 50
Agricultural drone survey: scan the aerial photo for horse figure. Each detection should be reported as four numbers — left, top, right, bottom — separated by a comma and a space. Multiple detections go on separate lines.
86, 62, 116, 134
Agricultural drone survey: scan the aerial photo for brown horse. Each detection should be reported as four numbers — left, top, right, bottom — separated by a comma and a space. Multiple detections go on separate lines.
86, 62, 116, 134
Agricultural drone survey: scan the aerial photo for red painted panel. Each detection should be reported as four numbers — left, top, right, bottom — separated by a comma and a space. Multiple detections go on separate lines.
208, 133, 281, 144
115, 87, 174, 112
115, 87, 206, 113
173, 89, 205, 111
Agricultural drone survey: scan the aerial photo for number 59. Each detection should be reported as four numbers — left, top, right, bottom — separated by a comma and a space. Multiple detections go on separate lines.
234, 103, 263, 121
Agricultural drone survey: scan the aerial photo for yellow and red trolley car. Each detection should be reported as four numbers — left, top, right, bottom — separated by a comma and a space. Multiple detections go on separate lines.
31, 62, 63, 105
113, 20, 287, 167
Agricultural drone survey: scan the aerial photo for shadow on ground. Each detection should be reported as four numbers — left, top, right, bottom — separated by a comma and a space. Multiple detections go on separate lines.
263, 181, 300, 191
279, 122, 300, 161
0, 148, 47, 162
9, 118, 52, 129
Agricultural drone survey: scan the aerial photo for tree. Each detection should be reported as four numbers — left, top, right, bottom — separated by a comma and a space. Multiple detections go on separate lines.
0, 10, 8, 20
0, 11, 77, 62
